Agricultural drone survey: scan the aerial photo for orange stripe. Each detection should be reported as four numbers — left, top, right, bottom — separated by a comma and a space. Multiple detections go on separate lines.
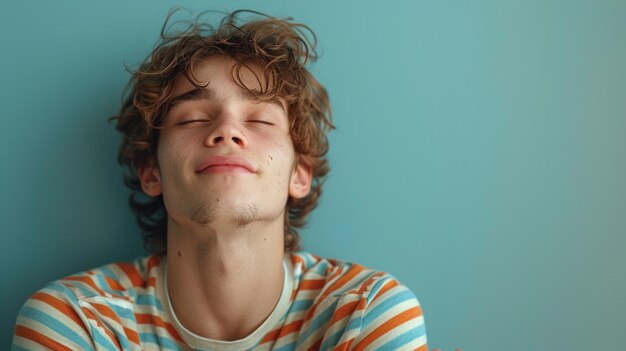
342, 272, 388, 296
352, 306, 423, 351
91, 303, 120, 322
371, 279, 399, 300
14, 325, 74, 351
329, 300, 360, 325
300, 279, 326, 290
414, 344, 428, 351
322, 265, 365, 299
259, 328, 280, 344
81, 307, 122, 350
116, 263, 144, 287
30, 292, 89, 335
360, 273, 387, 293
278, 319, 304, 338
123, 326, 141, 345
259, 319, 304, 344
135, 313, 184, 341
326, 258, 339, 266
64, 276, 107, 296
105, 276, 125, 291
147, 255, 161, 271
148, 276, 157, 287
324, 266, 345, 286
306, 265, 366, 320
306, 337, 323, 351
335, 338, 354, 351
304, 269, 345, 321
290, 254, 305, 268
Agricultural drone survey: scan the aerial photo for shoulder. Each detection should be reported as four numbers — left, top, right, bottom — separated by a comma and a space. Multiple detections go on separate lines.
12, 254, 163, 349
54, 254, 162, 300
289, 252, 428, 350
13, 279, 96, 349
290, 251, 418, 301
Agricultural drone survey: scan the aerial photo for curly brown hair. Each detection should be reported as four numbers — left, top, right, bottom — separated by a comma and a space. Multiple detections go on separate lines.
109, 8, 334, 255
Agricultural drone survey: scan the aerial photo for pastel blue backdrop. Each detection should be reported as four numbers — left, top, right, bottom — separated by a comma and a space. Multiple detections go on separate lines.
2, 1, 624, 350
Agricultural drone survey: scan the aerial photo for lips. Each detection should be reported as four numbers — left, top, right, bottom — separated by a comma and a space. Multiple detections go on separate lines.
195, 155, 256, 174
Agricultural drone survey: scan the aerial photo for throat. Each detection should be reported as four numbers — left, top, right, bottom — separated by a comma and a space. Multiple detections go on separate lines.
165, 248, 287, 341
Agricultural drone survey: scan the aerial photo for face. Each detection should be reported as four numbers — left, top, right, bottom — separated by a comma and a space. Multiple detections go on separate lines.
139, 56, 312, 228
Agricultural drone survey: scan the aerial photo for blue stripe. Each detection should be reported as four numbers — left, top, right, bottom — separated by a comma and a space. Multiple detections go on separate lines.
361, 290, 415, 329
313, 261, 330, 275
113, 329, 133, 351
271, 340, 297, 351
96, 267, 139, 298
319, 304, 366, 351
92, 273, 111, 293
319, 328, 344, 351
92, 273, 125, 298
98, 266, 119, 281
289, 299, 314, 312
300, 253, 316, 268
345, 315, 363, 331
136, 293, 164, 310
295, 298, 338, 348
374, 324, 426, 351
100, 267, 140, 299
332, 270, 378, 297
19, 306, 95, 351
365, 277, 394, 305
88, 323, 118, 351
47, 281, 96, 299
104, 301, 135, 320
139, 332, 184, 350
135, 256, 146, 272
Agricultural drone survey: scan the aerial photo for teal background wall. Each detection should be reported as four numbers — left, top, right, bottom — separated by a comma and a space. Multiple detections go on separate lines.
2, 1, 624, 349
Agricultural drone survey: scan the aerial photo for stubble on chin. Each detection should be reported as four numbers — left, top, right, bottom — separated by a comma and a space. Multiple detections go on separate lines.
232, 202, 260, 226
185, 201, 215, 226
184, 199, 260, 227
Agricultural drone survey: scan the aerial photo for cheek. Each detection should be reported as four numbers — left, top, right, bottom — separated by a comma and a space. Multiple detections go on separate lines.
261, 136, 295, 166
157, 136, 194, 182
253, 137, 293, 184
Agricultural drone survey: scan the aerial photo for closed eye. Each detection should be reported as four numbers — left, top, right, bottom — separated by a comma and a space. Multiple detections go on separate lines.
249, 120, 274, 126
177, 119, 211, 125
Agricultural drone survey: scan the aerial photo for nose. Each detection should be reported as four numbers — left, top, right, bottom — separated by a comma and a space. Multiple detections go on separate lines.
204, 114, 247, 148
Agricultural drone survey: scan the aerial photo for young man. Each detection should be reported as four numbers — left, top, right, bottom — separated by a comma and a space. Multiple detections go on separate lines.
13, 10, 428, 351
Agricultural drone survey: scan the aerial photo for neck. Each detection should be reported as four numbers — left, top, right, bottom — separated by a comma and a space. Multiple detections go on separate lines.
165, 216, 286, 341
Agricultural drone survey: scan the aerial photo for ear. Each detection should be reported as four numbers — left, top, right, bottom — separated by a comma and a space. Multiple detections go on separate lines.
288, 162, 312, 199
138, 160, 163, 197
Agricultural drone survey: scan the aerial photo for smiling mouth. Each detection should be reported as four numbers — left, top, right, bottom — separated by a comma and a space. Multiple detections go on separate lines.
196, 155, 257, 174
198, 164, 254, 174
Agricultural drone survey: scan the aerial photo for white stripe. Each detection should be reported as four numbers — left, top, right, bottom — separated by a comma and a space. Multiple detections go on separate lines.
361, 298, 423, 335
104, 263, 137, 288
360, 313, 424, 350
365, 280, 411, 311
316, 294, 365, 346
15, 314, 91, 350
397, 334, 428, 351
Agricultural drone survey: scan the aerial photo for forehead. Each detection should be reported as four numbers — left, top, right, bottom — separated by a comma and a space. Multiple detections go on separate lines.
168, 56, 287, 113
171, 56, 265, 99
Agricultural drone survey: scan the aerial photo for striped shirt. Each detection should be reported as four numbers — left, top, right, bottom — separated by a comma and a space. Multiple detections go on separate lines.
12, 251, 427, 350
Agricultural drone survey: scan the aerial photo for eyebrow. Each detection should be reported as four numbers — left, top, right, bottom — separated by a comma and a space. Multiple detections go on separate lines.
168, 87, 215, 107
168, 85, 286, 112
